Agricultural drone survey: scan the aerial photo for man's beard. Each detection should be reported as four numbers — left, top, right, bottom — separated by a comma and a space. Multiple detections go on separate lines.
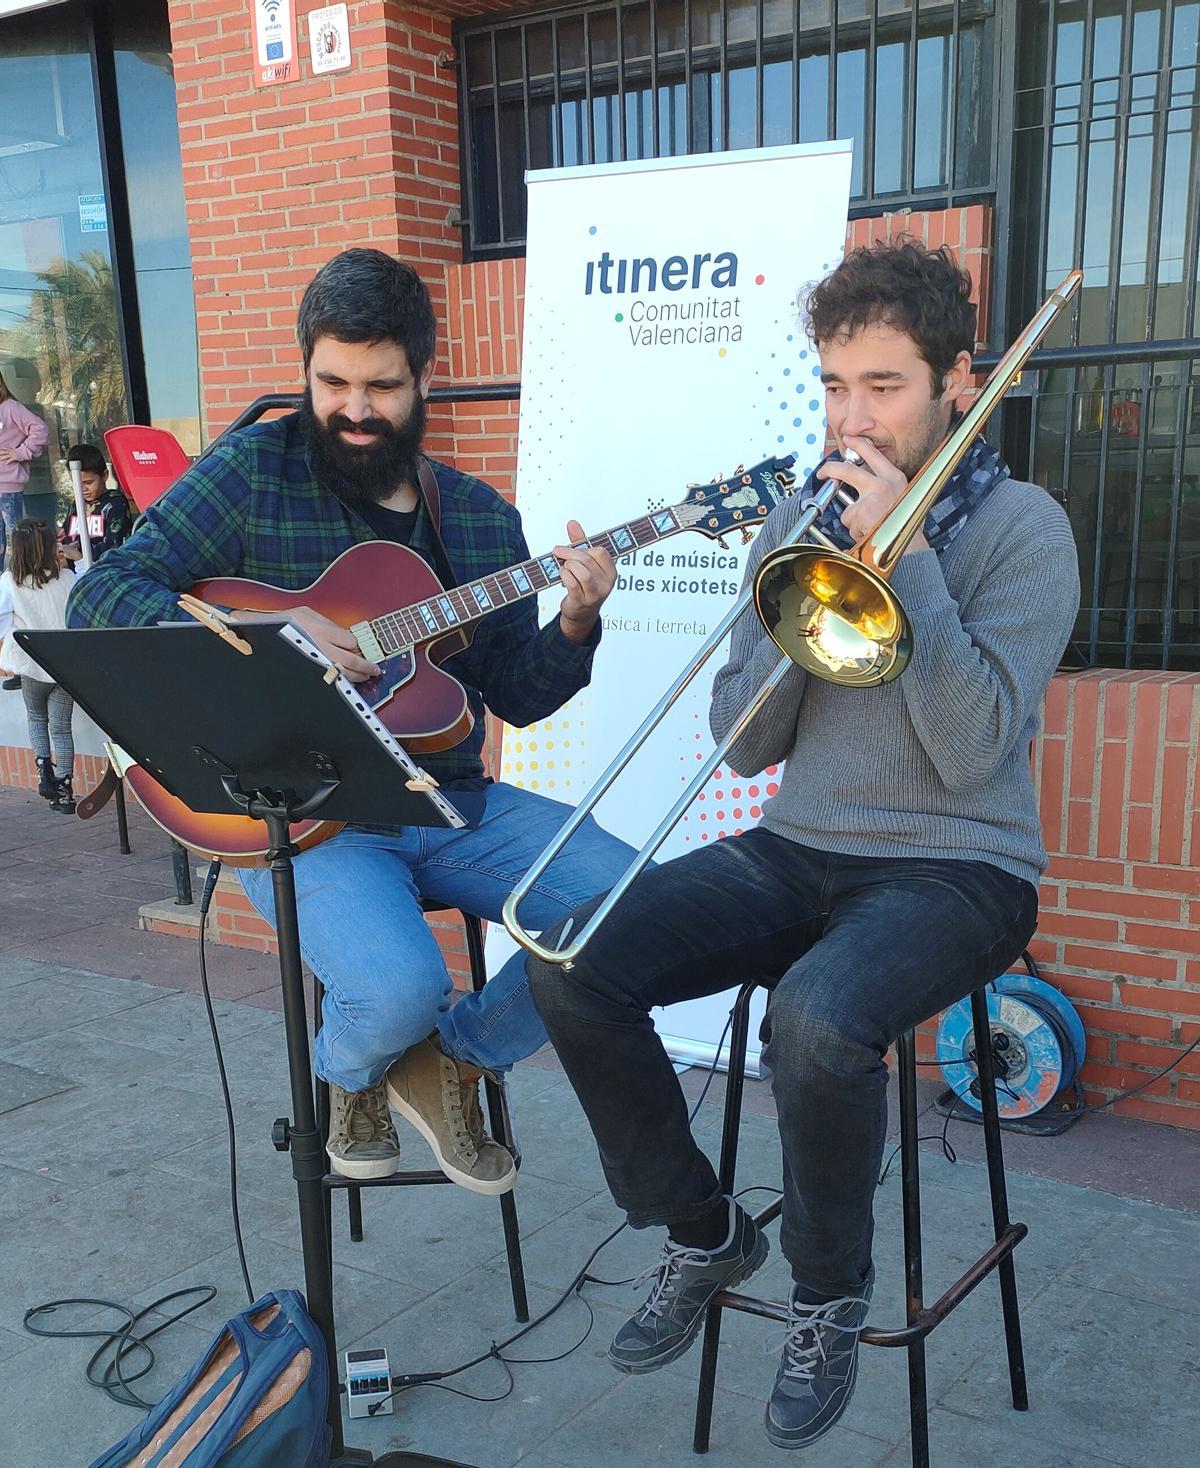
894, 397, 952, 481
300, 386, 426, 508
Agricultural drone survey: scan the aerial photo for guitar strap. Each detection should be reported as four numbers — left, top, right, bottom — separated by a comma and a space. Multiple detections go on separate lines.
416, 457, 457, 590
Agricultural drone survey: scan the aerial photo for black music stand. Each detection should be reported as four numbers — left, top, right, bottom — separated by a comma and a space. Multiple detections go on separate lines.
18, 620, 478, 1468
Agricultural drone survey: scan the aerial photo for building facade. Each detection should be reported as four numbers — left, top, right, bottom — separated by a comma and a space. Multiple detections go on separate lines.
1, 0, 1199, 1125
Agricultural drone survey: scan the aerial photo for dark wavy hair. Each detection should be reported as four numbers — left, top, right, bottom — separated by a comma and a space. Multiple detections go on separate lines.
802, 240, 976, 392
296, 248, 436, 377
9, 518, 59, 589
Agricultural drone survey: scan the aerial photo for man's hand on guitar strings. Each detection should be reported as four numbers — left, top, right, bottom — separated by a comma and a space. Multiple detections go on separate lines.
553, 519, 618, 645
235, 605, 382, 683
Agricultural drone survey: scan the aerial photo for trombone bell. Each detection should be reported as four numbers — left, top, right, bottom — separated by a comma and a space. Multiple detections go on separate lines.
753, 544, 912, 687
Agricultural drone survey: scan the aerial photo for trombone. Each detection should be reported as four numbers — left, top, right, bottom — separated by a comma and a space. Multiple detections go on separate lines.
503, 269, 1083, 969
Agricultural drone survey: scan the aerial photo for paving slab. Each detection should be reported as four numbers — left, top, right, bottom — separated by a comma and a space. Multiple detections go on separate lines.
2, 782, 1198, 1468
941, 1275, 1200, 1467
0, 1057, 75, 1115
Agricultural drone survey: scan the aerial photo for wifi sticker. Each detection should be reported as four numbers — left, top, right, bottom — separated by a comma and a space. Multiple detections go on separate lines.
253, 0, 296, 86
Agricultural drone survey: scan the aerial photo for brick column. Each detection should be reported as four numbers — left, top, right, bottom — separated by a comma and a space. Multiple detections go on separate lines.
167, 0, 461, 436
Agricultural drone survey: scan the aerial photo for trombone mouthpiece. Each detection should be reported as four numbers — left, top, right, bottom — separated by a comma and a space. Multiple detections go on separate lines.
843, 448, 864, 467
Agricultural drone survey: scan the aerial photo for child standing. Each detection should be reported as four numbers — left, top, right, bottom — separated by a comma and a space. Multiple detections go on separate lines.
0, 519, 77, 813
59, 442, 133, 565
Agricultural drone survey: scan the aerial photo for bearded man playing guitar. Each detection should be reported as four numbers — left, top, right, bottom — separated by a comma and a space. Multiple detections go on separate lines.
67, 247, 640, 1194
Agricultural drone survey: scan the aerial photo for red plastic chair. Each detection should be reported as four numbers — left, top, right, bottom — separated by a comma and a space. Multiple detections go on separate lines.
103, 425, 191, 512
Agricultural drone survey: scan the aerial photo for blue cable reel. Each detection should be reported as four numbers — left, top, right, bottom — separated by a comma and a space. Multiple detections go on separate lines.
936, 955, 1086, 1120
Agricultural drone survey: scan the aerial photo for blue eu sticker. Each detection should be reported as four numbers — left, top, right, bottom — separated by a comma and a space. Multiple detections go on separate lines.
266, 41, 284, 60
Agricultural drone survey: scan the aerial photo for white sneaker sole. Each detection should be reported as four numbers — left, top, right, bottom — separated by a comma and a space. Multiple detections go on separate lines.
386, 1084, 516, 1196
326, 1148, 400, 1180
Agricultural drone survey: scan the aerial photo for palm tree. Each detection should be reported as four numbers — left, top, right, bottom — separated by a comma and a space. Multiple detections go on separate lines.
32, 250, 126, 438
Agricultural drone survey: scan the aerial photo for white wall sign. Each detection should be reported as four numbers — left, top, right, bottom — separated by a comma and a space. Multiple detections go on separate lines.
252, 0, 296, 87
309, 3, 351, 75
488, 142, 852, 1073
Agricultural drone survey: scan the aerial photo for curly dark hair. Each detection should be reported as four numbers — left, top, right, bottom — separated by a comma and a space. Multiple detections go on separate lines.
802, 239, 976, 392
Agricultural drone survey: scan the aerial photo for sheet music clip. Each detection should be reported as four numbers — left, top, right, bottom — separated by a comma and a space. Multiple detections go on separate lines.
177, 593, 253, 655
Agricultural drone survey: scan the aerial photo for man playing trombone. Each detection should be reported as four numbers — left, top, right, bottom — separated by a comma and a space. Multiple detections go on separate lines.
526, 240, 1080, 1451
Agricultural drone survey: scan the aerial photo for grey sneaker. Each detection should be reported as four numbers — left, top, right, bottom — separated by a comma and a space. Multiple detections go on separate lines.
609, 1202, 768, 1374
326, 1079, 400, 1179
765, 1283, 872, 1449
385, 1038, 516, 1195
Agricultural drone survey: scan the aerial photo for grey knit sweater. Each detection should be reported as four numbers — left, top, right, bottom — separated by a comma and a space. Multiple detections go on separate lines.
710, 477, 1080, 887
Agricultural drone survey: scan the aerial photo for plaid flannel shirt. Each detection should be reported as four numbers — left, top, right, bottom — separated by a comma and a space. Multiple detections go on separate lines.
66, 412, 600, 788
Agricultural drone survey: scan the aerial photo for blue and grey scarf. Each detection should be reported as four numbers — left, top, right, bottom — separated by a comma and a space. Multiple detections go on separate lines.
801, 435, 1010, 555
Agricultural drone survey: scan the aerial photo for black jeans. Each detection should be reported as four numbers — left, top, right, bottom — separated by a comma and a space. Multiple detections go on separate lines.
527, 828, 1037, 1299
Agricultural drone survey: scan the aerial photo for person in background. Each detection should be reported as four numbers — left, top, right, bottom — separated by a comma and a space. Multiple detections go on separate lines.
0, 368, 50, 568
0, 519, 77, 813
59, 443, 133, 565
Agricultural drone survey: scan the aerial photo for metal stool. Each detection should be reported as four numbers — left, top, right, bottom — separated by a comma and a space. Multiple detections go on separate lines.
693, 980, 1028, 1467
313, 901, 529, 1323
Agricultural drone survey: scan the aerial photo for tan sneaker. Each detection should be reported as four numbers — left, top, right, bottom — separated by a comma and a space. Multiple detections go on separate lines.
326, 1079, 400, 1179
384, 1038, 516, 1195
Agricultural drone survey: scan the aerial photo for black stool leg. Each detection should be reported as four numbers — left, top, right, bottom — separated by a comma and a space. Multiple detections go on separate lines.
896, 1029, 930, 1468
311, 980, 337, 1274
464, 916, 529, 1323
693, 982, 755, 1454
970, 988, 1028, 1411
312, 975, 356, 1249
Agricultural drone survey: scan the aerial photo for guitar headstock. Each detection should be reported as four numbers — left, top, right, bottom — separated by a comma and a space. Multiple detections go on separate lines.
675, 455, 797, 541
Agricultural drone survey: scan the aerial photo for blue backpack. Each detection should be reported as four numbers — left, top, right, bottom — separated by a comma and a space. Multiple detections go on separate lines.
89, 1291, 331, 1468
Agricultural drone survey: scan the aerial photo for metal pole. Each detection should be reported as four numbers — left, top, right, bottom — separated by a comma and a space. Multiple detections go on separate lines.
262, 809, 370, 1467
113, 779, 131, 855
69, 463, 94, 572
171, 840, 193, 906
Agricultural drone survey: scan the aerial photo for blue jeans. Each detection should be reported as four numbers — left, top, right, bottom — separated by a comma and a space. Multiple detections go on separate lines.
240, 781, 638, 1090
0, 490, 25, 565
527, 828, 1038, 1299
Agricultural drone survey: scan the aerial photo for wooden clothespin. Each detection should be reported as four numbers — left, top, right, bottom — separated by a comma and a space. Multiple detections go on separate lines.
178, 594, 254, 656
405, 768, 440, 793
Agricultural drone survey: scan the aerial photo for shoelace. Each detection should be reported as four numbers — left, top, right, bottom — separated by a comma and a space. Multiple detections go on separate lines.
436, 1056, 480, 1159
775, 1295, 870, 1383
340, 1086, 395, 1144
631, 1240, 719, 1322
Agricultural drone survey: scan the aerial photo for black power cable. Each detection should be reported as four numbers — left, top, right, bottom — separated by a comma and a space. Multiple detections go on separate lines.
195, 858, 255, 1305
23, 860, 248, 1409
366, 1006, 742, 1414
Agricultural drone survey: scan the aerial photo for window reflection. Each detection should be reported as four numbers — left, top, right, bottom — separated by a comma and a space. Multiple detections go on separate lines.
0, 5, 119, 520
112, 0, 200, 457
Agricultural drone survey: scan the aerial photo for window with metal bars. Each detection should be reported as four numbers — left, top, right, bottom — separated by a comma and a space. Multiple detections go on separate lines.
455, 0, 1000, 256
1003, 0, 1200, 669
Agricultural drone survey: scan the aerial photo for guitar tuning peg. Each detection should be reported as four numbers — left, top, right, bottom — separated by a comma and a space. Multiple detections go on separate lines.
734, 463, 745, 474
715, 536, 730, 550
740, 529, 754, 545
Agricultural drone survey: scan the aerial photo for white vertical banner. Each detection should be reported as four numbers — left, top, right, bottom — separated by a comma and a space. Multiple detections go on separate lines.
488, 142, 852, 1072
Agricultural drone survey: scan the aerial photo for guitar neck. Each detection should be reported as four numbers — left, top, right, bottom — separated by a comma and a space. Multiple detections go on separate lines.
367, 505, 692, 654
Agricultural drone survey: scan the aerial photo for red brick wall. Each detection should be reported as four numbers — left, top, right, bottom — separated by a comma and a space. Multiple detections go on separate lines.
168, 0, 462, 438
1030, 672, 1200, 1127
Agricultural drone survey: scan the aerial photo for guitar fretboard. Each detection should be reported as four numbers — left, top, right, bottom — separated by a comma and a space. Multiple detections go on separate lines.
367, 506, 687, 654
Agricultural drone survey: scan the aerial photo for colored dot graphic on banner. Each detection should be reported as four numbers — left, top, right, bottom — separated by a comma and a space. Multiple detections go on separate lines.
501, 715, 586, 795
677, 716, 779, 842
